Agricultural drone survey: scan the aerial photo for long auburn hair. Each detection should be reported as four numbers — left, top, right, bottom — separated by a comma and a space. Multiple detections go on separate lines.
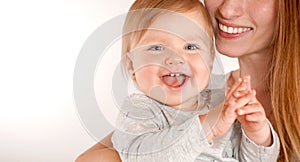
269, 0, 300, 161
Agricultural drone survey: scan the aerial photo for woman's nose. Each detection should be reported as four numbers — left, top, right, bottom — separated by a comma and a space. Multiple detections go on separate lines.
218, 0, 244, 20
165, 54, 185, 65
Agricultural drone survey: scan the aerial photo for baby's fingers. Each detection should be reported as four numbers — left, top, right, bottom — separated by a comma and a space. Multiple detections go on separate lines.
226, 75, 251, 100
235, 75, 251, 92
233, 90, 249, 98
232, 91, 254, 108
226, 78, 243, 100
242, 75, 251, 91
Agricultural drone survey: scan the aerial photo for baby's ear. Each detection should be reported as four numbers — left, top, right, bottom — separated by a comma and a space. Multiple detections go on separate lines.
124, 54, 135, 80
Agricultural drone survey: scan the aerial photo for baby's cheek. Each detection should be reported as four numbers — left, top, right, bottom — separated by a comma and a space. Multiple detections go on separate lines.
195, 65, 210, 91
134, 67, 160, 92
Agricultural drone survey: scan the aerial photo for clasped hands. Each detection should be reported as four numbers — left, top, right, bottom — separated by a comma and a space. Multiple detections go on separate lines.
200, 75, 272, 146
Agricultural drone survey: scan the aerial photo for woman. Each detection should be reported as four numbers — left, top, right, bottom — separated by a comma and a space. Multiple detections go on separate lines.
205, 0, 300, 161
76, 0, 300, 161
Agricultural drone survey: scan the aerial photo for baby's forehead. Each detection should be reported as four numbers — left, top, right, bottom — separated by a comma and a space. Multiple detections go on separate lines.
139, 29, 211, 47
147, 12, 212, 42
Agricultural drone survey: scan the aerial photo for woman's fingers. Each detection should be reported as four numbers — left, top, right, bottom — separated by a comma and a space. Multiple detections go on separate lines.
244, 113, 266, 122
237, 103, 266, 122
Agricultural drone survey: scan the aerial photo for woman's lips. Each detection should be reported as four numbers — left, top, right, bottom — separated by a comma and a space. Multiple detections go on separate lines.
217, 20, 253, 39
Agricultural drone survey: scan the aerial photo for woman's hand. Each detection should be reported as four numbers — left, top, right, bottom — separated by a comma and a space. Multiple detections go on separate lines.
75, 132, 122, 162
231, 76, 272, 146
211, 76, 253, 137
200, 76, 251, 141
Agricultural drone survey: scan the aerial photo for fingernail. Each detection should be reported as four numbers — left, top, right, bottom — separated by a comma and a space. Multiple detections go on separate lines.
238, 109, 243, 115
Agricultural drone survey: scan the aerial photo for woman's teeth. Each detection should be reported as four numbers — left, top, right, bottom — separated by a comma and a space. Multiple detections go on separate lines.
219, 23, 252, 34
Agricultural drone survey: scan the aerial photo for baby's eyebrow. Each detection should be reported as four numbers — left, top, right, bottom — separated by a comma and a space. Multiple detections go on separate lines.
184, 32, 211, 41
138, 37, 169, 45
184, 37, 211, 47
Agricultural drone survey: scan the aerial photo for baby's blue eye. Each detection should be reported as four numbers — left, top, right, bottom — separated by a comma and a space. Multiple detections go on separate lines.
149, 45, 164, 51
184, 44, 199, 50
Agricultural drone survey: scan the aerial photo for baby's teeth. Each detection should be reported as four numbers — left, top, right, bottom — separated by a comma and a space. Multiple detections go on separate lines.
168, 73, 182, 77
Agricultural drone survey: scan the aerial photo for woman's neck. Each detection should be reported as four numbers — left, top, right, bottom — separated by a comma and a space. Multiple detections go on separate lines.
238, 53, 270, 90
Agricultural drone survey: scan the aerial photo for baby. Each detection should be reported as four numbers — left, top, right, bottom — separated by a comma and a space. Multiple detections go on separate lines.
112, 0, 279, 161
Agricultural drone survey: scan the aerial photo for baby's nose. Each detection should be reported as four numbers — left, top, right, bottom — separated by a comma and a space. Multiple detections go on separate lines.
165, 56, 185, 65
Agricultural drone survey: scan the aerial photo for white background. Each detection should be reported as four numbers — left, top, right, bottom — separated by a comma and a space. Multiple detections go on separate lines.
0, 0, 238, 162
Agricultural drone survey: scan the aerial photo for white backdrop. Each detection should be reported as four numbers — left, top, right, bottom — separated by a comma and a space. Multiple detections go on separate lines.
0, 0, 238, 162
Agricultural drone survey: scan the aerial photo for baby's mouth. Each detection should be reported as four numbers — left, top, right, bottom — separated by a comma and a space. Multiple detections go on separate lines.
161, 73, 188, 88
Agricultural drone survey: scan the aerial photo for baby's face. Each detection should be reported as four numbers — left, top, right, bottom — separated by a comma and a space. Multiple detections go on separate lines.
128, 11, 213, 110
